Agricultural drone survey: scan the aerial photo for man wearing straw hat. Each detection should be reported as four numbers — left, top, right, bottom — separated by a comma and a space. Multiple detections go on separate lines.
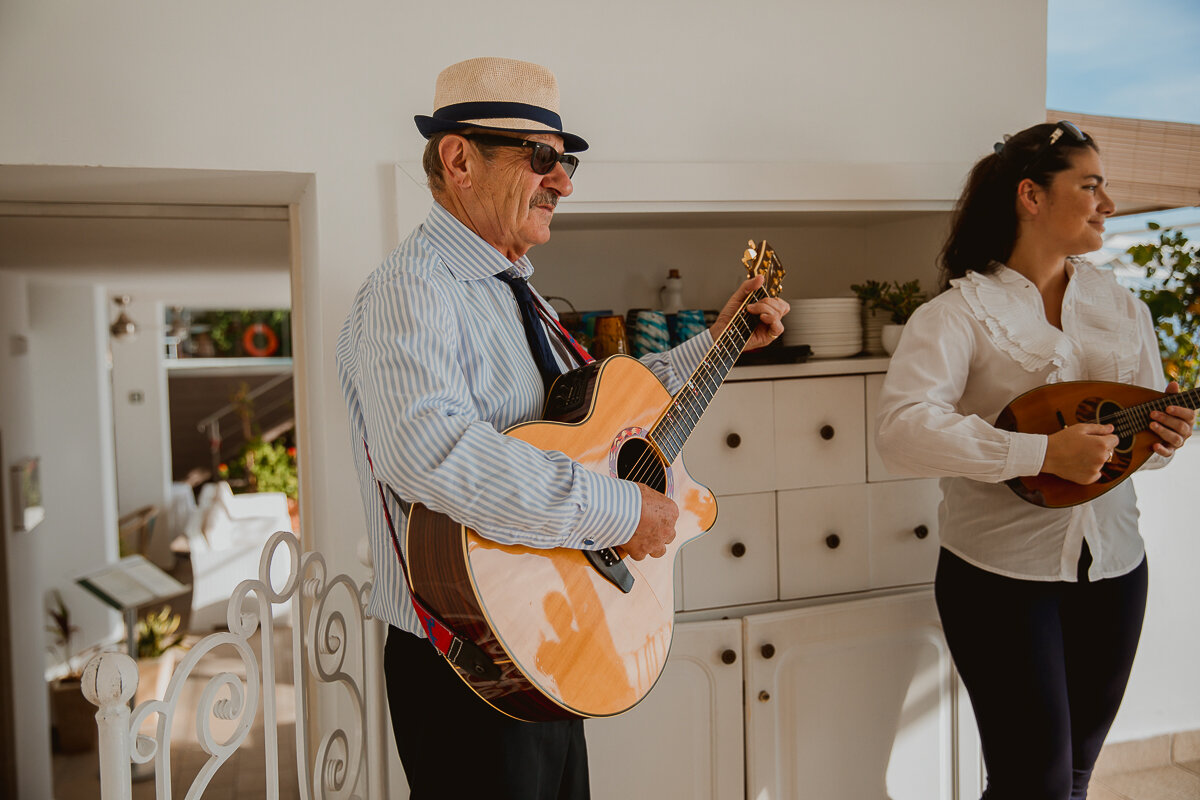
337, 56, 788, 798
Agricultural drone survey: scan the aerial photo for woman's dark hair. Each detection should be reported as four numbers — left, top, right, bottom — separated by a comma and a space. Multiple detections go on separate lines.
938, 122, 1099, 289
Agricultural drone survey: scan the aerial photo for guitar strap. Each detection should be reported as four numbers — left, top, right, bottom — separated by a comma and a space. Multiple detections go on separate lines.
531, 293, 595, 368
363, 438, 500, 681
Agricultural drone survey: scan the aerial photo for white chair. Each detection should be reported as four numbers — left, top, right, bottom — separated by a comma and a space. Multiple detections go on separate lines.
83, 531, 390, 800
184, 481, 294, 630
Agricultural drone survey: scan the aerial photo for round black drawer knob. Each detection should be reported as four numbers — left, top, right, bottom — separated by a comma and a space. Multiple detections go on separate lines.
726, 433, 742, 448
761, 643, 776, 659
825, 533, 841, 549
730, 542, 747, 558
820, 424, 835, 440
913, 524, 930, 540
721, 649, 737, 665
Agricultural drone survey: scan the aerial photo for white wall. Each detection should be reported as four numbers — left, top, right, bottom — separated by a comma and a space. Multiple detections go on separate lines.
27, 281, 122, 659
1120, 449, 1200, 742
0, 273, 52, 800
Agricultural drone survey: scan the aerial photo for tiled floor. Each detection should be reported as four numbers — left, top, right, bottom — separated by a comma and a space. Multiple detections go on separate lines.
1089, 731, 1200, 800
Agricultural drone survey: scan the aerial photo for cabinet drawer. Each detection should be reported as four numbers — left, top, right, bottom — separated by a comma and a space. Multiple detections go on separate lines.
774, 376, 866, 489
686, 381, 775, 496
681, 492, 777, 610
869, 479, 942, 589
777, 485, 869, 599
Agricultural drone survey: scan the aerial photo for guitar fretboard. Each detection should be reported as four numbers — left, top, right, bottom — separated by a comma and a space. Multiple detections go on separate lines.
649, 287, 769, 463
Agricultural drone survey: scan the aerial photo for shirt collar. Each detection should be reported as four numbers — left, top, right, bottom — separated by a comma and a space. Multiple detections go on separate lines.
422, 202, 535, 282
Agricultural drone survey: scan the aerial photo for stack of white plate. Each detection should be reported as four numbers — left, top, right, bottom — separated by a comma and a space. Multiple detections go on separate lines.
783, 298, 862, 358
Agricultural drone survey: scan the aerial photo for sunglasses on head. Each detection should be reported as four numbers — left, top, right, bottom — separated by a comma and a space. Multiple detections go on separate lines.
1020, 120, 1089, 176
461, 133, 579, 179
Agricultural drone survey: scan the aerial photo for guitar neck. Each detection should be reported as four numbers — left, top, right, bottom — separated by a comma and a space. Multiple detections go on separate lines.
649, 287, 768, 463
1117, 386, 1200, 438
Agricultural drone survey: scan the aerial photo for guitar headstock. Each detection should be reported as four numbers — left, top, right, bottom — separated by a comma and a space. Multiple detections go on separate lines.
741, 240, 786, 298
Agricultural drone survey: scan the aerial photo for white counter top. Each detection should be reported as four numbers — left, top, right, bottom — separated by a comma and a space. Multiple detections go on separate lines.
728, 355, 891, 381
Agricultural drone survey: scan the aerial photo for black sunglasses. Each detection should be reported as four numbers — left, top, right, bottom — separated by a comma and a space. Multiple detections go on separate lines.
461, 133, 579, 179
1020, 120, 1089, 176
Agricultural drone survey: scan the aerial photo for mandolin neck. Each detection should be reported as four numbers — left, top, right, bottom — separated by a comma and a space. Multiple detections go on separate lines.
648, 287, 768, 463
1114, 386, 1200, 438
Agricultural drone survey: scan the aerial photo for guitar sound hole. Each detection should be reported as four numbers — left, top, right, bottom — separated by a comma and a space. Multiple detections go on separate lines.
1095, 400, 1134, 451
616, 437, 667, 494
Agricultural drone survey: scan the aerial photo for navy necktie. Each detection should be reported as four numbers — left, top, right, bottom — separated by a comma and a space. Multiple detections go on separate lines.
494, 270, 561, 391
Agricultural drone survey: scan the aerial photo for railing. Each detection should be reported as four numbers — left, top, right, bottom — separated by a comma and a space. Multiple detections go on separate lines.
196, 373, 295, 476
82, 531, 388, 800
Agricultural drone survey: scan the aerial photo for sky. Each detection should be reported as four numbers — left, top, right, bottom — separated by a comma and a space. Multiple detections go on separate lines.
1046, 0, 1200, 267
1047, 0, 1200, 125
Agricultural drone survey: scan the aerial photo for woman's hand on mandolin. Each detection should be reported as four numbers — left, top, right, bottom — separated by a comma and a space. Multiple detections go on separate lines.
1150, 381, 1196, 457
1043, 423, 1119, 485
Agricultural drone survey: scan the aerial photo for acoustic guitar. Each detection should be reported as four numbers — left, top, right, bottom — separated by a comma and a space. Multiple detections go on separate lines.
404, 241, 785, 721
995, 380, 1200, 508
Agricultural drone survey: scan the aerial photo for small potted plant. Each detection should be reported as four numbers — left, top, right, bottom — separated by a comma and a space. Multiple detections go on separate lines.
873, 280, 928, 354
850, 279, 891, 355
45, 590, 99, 753
133, 606, 188, 710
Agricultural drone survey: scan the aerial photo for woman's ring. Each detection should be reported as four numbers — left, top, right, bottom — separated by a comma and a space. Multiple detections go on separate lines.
1106, 450, 1114, 462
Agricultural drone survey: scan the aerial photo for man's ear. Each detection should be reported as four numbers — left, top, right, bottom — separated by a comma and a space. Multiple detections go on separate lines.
439, 134, 472, 189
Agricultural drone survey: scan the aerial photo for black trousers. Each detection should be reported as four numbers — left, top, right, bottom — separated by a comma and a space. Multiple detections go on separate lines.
384, 626, 591, 800
935, 545, 1148, 800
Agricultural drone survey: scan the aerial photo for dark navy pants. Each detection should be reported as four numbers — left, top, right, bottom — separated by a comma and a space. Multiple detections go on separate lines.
935, 545, 1147, 800
384, 626, 590, 800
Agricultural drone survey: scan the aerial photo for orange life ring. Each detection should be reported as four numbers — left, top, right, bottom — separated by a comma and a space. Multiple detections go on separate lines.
242, 322, 279, 357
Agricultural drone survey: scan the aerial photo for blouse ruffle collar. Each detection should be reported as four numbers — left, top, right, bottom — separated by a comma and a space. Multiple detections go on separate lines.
950, 259, 1113, 379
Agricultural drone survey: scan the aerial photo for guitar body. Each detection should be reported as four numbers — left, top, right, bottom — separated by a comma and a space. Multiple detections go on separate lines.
405, 355, 717, 721
995, 380, 1169, 508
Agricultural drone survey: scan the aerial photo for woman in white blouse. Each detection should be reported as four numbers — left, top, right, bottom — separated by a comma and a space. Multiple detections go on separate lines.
876, 121, 1194, 800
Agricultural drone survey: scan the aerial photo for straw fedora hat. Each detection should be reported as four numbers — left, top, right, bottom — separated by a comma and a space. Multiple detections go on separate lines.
414, 56, 588, 152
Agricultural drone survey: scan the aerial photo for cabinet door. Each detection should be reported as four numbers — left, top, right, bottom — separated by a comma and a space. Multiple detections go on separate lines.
777, 485, 869, 599
682, 491, 777, 610
744, 590, 958, 800
774, 376, 866, 489
869, 479, 942, 589
586, 619, 744, 800
686, 381, 776, 496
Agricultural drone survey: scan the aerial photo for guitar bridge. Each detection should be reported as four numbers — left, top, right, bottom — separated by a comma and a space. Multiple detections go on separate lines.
584, 548, 635, 594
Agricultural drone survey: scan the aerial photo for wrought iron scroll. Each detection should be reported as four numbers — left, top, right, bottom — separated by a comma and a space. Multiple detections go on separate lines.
82, 530, 386, 800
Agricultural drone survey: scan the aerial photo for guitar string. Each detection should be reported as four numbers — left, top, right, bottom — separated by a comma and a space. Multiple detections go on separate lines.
618, 308, 756, 484
619, 304, 761, 486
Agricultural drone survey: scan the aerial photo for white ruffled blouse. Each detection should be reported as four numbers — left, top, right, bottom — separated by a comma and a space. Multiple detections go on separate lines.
875, 260, 1168, 582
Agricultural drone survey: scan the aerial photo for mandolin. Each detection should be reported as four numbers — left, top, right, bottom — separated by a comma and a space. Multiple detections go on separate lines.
404, 241, 785, 721
995, 380, 1200, 508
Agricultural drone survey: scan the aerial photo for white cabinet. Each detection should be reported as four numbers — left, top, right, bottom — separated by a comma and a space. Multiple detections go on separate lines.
773, 375, 865, 489
777, 484, 870, 599
586, 619, 744, 800
681, 491, 777, 609
744, 591, 957, 800
591, 360, 976, 800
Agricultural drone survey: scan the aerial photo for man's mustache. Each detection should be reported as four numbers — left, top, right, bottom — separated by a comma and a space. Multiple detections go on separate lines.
530, 192, 558, 209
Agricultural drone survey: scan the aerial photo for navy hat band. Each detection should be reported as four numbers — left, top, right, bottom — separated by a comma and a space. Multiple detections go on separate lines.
432, 101, 563, 131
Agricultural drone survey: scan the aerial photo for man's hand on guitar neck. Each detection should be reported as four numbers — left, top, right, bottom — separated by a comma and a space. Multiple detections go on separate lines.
622, 483, 679, 560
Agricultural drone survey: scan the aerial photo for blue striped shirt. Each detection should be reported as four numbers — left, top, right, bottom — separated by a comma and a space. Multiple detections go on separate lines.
336, 203, 713, 636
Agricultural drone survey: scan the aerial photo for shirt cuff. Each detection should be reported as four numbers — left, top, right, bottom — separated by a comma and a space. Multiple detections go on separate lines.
1008, 431, 1049, 478
561, 470, 641, 550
